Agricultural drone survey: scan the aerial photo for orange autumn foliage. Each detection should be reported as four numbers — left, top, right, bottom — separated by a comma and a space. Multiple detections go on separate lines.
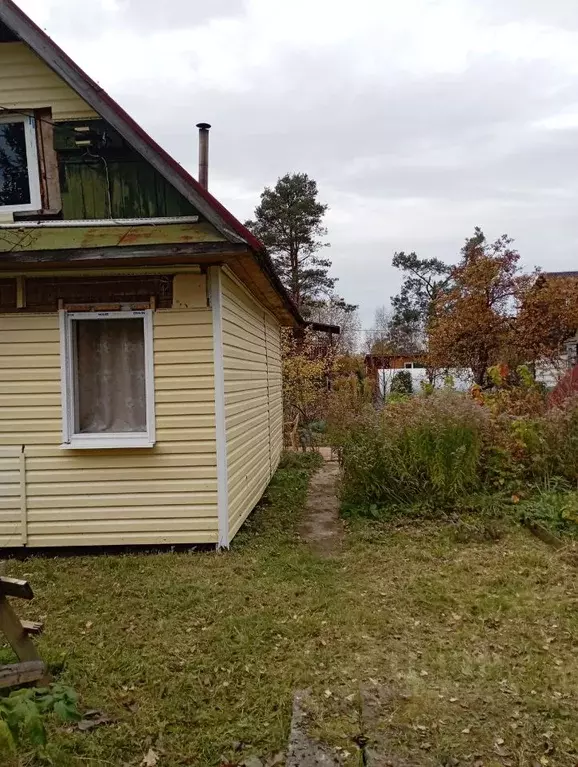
428, 228, 578, 386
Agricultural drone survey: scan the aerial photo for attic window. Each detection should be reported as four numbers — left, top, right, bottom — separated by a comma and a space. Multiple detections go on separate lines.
0, 114, 41, 212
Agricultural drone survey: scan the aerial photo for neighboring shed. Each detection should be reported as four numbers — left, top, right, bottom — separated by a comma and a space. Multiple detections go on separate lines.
0, 0, 302, 549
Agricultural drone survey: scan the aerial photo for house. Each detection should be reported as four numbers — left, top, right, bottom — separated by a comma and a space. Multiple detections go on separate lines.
0, 0, 304, 549
364, 352, 427, 393
364, 354, 473, 394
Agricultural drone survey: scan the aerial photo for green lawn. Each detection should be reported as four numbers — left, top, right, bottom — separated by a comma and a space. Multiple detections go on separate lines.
2, 453, 577, 767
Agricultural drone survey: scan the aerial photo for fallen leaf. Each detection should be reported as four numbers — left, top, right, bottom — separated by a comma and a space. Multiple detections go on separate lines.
140, 748, 159, 767
241, 758, 264, 767
77, 710, 114, 732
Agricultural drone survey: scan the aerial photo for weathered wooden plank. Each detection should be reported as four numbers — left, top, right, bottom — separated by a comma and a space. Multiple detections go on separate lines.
0, 577, 34, 600
36, 107, 62, 211
0, 596, 40, 662
0, 221, 226, 254
0, 660, 46, 689
0, 239, 244, 262
21, 620, 43, 635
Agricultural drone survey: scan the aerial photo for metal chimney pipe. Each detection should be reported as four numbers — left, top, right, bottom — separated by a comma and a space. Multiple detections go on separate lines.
196, 122, 211, 189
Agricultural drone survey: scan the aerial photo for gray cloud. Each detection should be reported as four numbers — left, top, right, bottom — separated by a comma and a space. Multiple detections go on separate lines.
116, 0, 247, 31
483, 0, 578, 30
18, 0, 578, 326
39, 0, 246, 40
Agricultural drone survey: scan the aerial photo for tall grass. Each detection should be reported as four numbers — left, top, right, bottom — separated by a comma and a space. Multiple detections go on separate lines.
339, 392, 487, 512
495, 396, 578, 486
330, 376, 578, 521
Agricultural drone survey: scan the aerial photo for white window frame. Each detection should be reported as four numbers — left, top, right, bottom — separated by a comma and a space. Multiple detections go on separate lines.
60, 310, 156, 450
0, 114, 42, 213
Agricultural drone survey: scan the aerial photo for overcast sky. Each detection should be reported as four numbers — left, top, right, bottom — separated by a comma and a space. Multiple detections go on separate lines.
16, 0, 578, 327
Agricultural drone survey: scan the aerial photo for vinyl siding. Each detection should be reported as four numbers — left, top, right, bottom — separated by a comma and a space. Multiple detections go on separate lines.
265, 313, 283, 470
0, 42, 96, 121
0, 447, 22, 548
221, 271, 283, 540
0, 308, 218, 547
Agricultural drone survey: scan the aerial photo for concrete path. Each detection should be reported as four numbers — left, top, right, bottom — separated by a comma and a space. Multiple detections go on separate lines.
299, 456, 342, 557
286, 690, 340, 767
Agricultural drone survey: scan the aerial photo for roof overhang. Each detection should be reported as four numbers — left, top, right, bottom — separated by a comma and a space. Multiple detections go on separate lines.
0, 240, 300, 326
307, 321, 340, 335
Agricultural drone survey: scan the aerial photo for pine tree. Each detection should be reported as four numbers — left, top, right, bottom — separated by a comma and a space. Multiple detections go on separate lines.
390, 251, 452, 350
245, 173, 334, 312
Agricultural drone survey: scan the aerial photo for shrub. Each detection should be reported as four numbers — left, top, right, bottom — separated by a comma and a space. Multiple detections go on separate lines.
499, 397, 578, 485
540, 397, 578, 483
390, 370, 413, 395
339, 391, 486, 513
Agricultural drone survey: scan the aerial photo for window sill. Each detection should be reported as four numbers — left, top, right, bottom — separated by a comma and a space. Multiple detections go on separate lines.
61, 437, 155, 450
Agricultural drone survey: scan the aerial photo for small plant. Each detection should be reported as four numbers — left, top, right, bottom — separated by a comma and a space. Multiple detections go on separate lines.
0, 683, 81, 757
519, 483, 578, 538
443, 374, 455, 389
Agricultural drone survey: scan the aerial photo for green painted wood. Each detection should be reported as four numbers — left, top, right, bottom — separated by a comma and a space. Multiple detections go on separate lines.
55, 119, 197, 220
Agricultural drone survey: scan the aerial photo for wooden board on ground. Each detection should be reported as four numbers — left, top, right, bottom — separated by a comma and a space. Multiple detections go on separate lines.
0, 660, 47, 689
0, 575, 49, 688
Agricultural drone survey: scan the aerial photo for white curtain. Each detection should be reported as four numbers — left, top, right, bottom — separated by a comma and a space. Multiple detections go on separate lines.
75, 318, 146, 433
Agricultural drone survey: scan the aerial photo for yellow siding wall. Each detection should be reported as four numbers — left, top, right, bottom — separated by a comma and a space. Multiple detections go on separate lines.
0, 447, 22, 548
221, 271, 283, 540
265, 313, 283, 470
0, 308, 218, 547
0, 42, 97, 121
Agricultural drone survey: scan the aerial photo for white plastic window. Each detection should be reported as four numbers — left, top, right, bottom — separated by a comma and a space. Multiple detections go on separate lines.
0, 114, 41, 213
60, 310, 156, 449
